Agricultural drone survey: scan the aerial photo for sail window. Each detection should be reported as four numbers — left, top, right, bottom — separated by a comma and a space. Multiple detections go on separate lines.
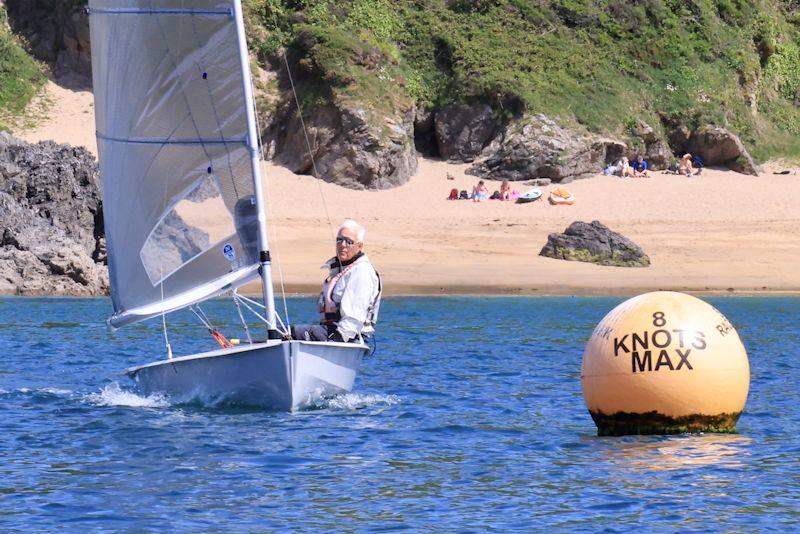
140, 174, 236, 286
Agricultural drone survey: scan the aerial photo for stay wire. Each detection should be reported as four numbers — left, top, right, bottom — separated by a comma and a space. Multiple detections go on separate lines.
250, 74, 291, 329
232, 293, 252, 344
275, 31, 336, 243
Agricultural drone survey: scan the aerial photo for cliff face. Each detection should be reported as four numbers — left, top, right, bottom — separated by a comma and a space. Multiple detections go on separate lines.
0, 133, 107, 295
4, 0, 90, 88
4, 0, 798, 187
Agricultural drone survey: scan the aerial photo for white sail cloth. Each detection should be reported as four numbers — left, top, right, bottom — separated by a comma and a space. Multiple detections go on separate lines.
89, 0, 261, 329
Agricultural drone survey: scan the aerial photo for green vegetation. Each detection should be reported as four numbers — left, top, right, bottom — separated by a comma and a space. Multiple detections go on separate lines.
0, 7, 46, 133
247, 0, 800, 161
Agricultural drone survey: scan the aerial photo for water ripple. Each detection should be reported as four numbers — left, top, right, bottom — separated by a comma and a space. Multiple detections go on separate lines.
0, 296, 798, 530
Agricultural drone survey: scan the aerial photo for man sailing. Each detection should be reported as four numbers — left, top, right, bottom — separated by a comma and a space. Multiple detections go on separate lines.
290, 219, 381, 343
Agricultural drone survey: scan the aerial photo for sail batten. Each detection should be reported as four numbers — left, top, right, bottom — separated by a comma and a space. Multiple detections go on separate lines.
90, 0, 263, 329
96, 133, 248, 146
89, 8, 233, 15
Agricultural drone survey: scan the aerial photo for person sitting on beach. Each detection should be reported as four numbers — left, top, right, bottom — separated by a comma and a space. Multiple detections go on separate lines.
619, 156, 634, 177
472, 180, 489, 202
679, 153, 694, 176
290, 219, 381, 343
632, 155, 649, 177
500, 179, 511, 200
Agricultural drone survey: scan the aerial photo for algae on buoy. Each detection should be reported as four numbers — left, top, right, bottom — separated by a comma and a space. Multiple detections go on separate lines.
581, 291, 750, 436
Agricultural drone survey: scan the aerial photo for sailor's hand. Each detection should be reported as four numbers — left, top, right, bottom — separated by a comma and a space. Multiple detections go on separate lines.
328, 330, 346, 343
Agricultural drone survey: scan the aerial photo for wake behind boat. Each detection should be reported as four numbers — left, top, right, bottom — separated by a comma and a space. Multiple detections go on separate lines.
89, 0, 368, 409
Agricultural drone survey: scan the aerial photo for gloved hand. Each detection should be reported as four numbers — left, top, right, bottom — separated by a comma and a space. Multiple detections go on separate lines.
328, 330, 346, 343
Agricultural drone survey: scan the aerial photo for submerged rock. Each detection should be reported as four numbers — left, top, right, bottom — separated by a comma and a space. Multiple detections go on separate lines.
0, 133, 107, 295
540, 220, 650, 267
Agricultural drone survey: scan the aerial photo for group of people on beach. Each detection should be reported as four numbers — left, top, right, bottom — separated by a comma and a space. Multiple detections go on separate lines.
466, 179, 514, 201
605, 155, 650, 177
607, 153, 703, 178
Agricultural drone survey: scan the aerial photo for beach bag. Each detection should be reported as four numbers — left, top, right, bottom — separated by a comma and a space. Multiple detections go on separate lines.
693, 155, 704, 168
448, 188, 459, 200
490, 190, 501, 200
459, 190, 469, 200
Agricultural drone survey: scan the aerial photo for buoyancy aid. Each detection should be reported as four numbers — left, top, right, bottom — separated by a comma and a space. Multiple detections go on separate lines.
318, 253, 381, 334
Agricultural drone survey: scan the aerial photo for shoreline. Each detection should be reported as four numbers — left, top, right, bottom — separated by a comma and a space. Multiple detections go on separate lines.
11, 81, 800, 298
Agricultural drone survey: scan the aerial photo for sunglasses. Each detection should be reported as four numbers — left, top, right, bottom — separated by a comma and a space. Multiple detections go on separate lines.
336, 236, 357, 246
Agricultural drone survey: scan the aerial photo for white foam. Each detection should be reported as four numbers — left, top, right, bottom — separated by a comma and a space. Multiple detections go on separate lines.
86, 382, 171, 408
320, 392, 401, 410
41, 387, 72, 396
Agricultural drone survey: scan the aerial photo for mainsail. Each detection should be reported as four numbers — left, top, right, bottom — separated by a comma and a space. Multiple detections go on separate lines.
89, 0, 271, 330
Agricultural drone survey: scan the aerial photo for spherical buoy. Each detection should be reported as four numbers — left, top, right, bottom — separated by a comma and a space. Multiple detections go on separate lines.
581, 291, 750, 436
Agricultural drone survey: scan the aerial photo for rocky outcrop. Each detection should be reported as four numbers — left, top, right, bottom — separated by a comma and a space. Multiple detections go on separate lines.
467, 115, 623, 183
630, 122, 672, 170
269, 102, 417, 190
434, 102, 499, 161
0, 133, 107, 295
540, 220, 650, 267
5, 0, 91, 88
686, 126, 759, 176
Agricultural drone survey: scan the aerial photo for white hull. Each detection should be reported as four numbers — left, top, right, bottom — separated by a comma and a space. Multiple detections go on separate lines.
124, 340, 367, 410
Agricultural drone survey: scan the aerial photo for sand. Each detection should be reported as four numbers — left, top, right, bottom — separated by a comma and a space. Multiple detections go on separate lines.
15, 82, 800, 295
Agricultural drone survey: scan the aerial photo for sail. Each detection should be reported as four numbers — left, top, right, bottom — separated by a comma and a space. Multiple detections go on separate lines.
89, 0, 263, 329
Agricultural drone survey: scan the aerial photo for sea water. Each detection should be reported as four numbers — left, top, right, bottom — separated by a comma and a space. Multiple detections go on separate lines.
0, 296, 798, 530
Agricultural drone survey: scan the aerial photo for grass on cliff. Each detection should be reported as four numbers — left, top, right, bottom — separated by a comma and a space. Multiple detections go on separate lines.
247, 0, 800, 161
0, 8, 46, 133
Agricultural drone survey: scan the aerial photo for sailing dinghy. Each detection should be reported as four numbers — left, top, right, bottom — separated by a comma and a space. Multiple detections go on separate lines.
89, 0, 368, 410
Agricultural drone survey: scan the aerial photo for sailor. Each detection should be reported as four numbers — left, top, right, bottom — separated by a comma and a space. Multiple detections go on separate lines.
290, 219, 381, 343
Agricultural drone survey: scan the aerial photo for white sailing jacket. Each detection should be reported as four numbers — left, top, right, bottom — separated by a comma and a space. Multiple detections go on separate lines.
317, 253, 381, 341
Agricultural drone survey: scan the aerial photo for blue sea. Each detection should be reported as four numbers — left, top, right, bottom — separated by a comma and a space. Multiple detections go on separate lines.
1, 296, 798, 530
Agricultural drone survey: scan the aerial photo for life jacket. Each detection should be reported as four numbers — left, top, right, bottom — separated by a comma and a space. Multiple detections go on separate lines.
318, 253, 381, 331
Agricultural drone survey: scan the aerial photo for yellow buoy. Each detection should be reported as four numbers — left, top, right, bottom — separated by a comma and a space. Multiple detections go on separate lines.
581, 291, 750, 436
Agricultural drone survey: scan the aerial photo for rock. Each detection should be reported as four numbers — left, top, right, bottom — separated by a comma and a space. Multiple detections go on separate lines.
467, 115, 621, 183
5, 0, 92, 87
686, 126, 759, 175
269, 102, 418, 190
0, 133, 107, 295
434, 102, 499, 162
629, 121, 671, 170
664, 121, 691, 155
540, 220, 650, 267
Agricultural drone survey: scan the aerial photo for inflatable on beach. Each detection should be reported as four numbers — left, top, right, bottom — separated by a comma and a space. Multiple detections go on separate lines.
581, 291, 750, 436
515, 188, 542, 204
548, 188, 575, 205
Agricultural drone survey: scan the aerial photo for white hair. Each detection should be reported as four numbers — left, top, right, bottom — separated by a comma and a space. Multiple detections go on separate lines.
339, 219, 366, 243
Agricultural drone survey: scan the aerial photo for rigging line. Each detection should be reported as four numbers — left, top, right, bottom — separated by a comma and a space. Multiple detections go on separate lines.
160, 263, 173, 359
250, 74, 291, 328
281, 50, 335, 241
232, 292, 253, 343
189, 305, 213, 330
273, 33, 336, 242
236, 295, 288, 336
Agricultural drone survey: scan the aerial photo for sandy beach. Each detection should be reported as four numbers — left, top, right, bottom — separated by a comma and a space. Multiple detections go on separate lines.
17, 81, 800, 295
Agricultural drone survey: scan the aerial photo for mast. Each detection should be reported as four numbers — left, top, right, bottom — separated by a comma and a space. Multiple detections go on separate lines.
232, 0, 279, 338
